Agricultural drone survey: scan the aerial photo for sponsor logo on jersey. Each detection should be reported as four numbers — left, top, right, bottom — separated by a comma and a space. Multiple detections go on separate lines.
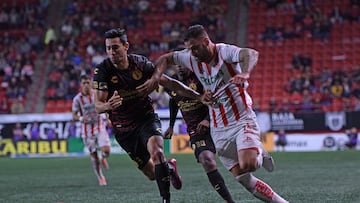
132, 69, 142, 80
93, 81, 98, 89
111, 76, 118, 83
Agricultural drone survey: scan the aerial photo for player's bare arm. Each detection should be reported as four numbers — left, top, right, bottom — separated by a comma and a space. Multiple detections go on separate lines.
196, 119, 210, 135
136, 52, 176, 95
229, 48, 259, 85
160, 74, 201, 101
72, 110, 83, 122
94, 90, 123, 114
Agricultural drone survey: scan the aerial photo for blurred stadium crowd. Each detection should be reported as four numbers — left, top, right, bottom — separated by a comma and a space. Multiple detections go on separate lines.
0, 0, 359, 114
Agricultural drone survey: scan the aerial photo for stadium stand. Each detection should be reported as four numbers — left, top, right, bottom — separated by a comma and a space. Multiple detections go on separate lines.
1, 0, 359, 114
246, 0, 360, 112
0, 0, 48, 114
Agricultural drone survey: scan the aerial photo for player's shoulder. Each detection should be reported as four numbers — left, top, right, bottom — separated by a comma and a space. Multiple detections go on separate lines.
96, 58, 111, 68
216, 43, 240, 51
94, 58, 112, 75
72, 92, 82, 102
129, 54, 149, 64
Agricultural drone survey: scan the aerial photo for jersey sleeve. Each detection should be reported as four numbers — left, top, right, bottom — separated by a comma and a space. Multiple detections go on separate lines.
173, 49, 193, 71
92, 65, 108, 91
72, 96, 80, 113
220, 44, 241, 63
143, 59, 155, 79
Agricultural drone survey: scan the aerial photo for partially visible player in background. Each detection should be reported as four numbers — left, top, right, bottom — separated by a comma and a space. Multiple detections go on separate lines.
163, 64, 235, 203
72, 74, 111, 186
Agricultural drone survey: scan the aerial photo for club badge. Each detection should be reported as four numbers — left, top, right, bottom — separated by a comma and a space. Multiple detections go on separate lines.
132, 69, 142, 80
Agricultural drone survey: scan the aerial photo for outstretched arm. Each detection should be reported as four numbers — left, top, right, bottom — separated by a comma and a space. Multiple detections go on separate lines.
159, 74, 201, 101
136, 52, 176, 95
164, 98, 179, 139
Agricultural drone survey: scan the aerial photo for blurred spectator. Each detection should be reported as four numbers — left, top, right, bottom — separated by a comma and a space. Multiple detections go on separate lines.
46, 127, 57, 140
269, 97, 279, 112
30, 121, 40, 140
44, 25, 56, 49
345, 127, 358, 149
275, 129, 287, 152
67, 121, 77, 138
0, 99, 10, 114
13, 122, 24, 141
10, 96, 25, 114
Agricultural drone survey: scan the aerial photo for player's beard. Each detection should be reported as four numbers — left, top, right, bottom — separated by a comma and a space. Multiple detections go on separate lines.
111, 53, 127, 69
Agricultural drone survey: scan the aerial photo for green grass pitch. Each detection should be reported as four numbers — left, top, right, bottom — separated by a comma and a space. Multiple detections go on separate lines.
0, 151, 359, 203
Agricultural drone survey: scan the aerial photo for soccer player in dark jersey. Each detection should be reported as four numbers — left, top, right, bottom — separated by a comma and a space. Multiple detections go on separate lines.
163, 64, 235, 203
93, 28, 201, 203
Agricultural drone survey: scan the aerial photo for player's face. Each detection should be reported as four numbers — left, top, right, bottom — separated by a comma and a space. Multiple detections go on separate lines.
185, 37, 212, 62
176, 65, 189, 80
105, 37, 129, 67
81, 79, 91, 95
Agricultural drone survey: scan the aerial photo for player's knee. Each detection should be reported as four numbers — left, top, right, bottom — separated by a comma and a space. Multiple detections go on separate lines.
102, 151, 110, 158
238, 161, 257, 172
200, 156, 217, 171
151, 150, 165, 163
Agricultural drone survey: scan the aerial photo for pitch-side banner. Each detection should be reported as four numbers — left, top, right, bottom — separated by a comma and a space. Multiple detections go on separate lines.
269, 111, 360, 132
272, 132, 355, 152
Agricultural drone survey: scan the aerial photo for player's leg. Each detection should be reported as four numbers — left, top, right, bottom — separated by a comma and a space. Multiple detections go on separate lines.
84, 137, 106, 186
193, 135, 235, 203
147, 135, 171, 202
98, 131, 111, 170
144, 113, 174, 202
233, 129, 288, 202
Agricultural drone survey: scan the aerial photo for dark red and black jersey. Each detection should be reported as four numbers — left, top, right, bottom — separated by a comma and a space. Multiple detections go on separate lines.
93, 54, 155, 132
165, 71, 209, 136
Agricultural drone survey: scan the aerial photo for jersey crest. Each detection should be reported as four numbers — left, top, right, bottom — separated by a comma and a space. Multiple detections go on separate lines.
132, 69, 142, 80
189, 82, 197, 91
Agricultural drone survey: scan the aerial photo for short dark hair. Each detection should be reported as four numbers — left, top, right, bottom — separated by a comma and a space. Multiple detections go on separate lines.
80, 74, 90, 81
184, 24, 208, 41
104, 28, 128, 44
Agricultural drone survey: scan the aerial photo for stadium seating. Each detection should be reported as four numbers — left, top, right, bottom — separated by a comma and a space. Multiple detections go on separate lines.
247, 0, 360, 112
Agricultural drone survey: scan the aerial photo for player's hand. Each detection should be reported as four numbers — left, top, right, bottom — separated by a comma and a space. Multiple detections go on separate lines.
164, 127, 174, 139
201, 90, 214, 105
108, 90, 123, 110
136, 78, 159, 96
229, 72, 250, 87
197, 120, 210, 135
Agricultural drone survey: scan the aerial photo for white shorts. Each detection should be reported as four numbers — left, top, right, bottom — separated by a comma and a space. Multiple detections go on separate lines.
211, 116, 262, 170
82, 130, 110, 153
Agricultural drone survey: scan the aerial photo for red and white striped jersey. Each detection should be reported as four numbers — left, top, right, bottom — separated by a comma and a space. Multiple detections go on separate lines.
72, 92, 106, 137
173, 43, 257, 128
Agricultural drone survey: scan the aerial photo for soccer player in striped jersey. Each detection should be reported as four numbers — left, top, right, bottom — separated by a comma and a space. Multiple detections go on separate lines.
138, 25, 290, 203
72, 74, 111, 186
163, 64, 235, 203
93, 28, 202, 203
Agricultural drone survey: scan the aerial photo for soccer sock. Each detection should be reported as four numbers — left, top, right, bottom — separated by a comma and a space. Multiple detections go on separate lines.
236, 173, 289, 203
207, 170, 235, 203
91, 157, 103, 179
155, 162, 170, 201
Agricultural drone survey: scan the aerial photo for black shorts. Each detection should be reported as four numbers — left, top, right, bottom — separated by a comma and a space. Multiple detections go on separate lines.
114, 113, 162, 169
190, 133, 216, 162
